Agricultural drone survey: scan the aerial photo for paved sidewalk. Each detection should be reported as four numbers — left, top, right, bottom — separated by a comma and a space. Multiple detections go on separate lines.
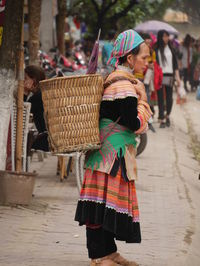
0, 93, 199, 266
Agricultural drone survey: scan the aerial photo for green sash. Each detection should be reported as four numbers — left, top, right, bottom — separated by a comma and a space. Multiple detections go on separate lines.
86, 118, 137, 171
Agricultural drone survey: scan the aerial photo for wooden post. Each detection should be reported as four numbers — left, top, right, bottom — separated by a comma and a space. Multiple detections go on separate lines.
15, 15, 24, 172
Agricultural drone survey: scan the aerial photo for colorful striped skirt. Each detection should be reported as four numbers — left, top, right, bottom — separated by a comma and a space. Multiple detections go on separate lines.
75, 167, 141, 243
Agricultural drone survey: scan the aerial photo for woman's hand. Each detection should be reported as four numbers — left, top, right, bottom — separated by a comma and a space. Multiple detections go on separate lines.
176, 79, 181, 88
134, 80, 147, 102
175, 70, 181, 88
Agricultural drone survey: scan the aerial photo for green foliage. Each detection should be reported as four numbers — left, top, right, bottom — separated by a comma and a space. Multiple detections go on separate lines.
67, 0, 174, 39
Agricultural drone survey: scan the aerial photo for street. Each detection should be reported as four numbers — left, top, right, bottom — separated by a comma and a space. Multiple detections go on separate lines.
0, 93, 199, 266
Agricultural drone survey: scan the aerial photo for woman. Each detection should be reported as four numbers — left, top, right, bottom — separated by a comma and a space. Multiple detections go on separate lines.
179, 34, 193, 92
75, 30, 152, 266
190, 40, 200, 91
155, 30, 181, 128
24, 65, 49, 152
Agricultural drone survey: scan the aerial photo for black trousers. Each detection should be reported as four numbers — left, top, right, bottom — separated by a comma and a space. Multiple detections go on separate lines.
182, 68, 192, 90
86, 227, 117, 259
157, 85, 173, 120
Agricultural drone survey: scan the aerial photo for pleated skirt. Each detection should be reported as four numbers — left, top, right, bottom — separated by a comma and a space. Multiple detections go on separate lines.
75, 167, 141, 243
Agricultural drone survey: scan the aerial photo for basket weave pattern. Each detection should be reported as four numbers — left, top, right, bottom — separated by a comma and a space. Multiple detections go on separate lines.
40, 74, 103, 153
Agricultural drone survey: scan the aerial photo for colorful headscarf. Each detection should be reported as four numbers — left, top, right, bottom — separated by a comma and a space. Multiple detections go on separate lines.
107, 29, 144, 68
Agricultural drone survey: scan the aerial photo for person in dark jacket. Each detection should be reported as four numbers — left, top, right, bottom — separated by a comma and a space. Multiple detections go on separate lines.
155, 30, 181, 128
24, 65, 49, 151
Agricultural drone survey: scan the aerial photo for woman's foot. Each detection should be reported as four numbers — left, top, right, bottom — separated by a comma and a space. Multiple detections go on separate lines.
159, 122, 165, 128
166, 117, 170, 127
90, 258, 118, 266
108, 252, 139, 266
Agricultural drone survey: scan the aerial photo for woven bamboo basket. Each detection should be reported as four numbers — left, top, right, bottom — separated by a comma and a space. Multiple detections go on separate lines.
40, 74, 104, 153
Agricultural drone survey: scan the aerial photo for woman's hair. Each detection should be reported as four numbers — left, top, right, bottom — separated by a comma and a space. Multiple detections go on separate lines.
107, 30, 116, 40
118, 45, 141, 65
156, 29, 171, 65
139, 32, 151, 41
183, 34, 192, 48
25, 65, 46, 91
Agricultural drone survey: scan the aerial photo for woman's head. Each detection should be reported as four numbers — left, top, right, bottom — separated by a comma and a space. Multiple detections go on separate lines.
108, 29, 149, 73
118, 43, 150, 74
24, 65, 46, 93
156, 30, 171, 65
157, 30, 170, 48
183, 34, 192, 48
139, 32, 152, 47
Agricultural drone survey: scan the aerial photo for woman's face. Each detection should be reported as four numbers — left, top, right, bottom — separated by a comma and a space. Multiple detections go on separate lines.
24, 73, 34, 92
162, 33, 169, 45
127, 42, 150, 74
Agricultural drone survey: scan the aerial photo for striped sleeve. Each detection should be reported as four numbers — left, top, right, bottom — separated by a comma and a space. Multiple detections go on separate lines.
135, 100, 153, 134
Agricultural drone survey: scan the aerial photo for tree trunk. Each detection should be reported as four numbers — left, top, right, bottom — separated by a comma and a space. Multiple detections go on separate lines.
28, 0, 42, 65
0, 0, 24, 170
56, 0, 67, 55
0, 70, 15, 170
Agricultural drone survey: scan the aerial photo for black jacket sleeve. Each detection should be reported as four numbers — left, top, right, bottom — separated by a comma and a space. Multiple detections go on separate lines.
29, 91, 47, 133
118, 97, 140, 131
100, 97, 140, 132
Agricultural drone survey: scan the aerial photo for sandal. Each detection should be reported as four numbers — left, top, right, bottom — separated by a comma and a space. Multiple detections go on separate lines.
90, 258, 118, 266
109, 252, 139, 266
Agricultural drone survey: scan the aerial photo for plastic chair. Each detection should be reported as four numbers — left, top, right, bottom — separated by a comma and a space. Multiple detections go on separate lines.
11, 101, 31, 172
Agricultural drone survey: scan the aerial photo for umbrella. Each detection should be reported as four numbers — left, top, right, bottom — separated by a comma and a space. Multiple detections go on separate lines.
134, 20, 179, 36
86, 29, 101, 74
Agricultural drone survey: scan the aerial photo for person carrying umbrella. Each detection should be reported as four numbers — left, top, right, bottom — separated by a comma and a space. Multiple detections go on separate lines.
75, 29, 152, 266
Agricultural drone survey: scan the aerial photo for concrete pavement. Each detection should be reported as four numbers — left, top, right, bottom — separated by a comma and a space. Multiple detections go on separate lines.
0, 92, 199, 266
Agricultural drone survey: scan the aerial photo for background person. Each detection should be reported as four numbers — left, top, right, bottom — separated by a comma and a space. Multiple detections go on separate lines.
75, 29, 152, 266
179, 34, 193, 92
135, 32, 157, 132
155, 29, 181, 128
190, 39, 200, 91
102, 30, 116, 66
101, 30, 116, 75
24, 65, 49, 152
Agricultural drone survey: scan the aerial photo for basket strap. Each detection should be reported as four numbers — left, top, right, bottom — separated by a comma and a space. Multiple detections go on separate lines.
101, 76, 138, 143
104, 76, 138, 89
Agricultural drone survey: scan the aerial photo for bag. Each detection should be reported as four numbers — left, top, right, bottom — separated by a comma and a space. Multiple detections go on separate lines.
144, 68, 155, 92
196, 85, 200, 101
154, 62, 163, 91
176, 80, 187, 104
193, 64, 200, 81
144, 68, 153, 85
178, 81, 187, 99
162, 75, 174, 86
